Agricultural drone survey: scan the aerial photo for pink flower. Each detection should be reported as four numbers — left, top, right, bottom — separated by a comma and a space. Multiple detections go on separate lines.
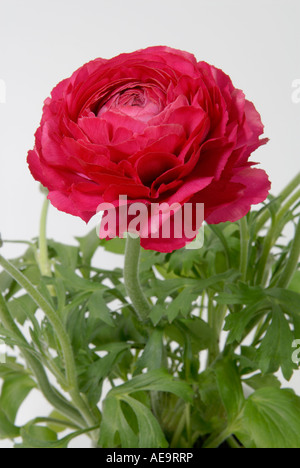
28, 46, 270, 252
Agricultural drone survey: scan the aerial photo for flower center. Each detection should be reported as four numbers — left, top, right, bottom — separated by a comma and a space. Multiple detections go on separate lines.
97, 85, 162, 122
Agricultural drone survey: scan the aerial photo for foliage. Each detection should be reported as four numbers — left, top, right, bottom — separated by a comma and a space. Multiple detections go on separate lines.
0, 175, 299, 448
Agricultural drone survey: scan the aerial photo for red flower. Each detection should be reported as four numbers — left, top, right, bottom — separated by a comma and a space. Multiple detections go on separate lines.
28, 46, 270, 252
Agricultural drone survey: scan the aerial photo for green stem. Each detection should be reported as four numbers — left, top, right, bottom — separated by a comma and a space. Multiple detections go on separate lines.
255, 172, 300, 234
185, 404, 192, 448
0, 291, 85, 427
275, 189, 300, 225
239, 216, 249, 282
255, 227, 274, 286
38, 198, 51, 277
0, 254, 96, 427
256, 190, 300, 286
207, 293, 219, 366
170, 409, 187, 448
124, 235, 151, 321
276, 218, 300, 288
278, 172, 300, 202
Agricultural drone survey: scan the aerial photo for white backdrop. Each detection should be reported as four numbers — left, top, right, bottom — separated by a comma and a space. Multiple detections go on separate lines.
0, 0, 299, 448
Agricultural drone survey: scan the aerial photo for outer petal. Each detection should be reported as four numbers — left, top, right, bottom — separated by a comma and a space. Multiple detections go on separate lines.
205, 168, 271, 224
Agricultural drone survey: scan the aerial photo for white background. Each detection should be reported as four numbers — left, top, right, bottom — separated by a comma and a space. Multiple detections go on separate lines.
0, 0, 299, 448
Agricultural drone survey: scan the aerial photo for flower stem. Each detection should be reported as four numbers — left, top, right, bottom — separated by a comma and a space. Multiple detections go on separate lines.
239, 216, 249, 282
278, 172, 300, 202
207, 293, 220, 366
256, 190, 300, 286
38, 197, 51, 277
124, 235, 151, 321
255, 172, 300, 234
276, 217, 300, 288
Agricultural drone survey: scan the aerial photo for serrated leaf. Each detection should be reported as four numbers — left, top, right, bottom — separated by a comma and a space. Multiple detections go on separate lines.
224, 303, 267, 344
266, 288, 300, 315
55, 264, 103, 292
149, 270, 240, 299
242, 387, 300, 448
258, 304, 295, 380
88, 290, 115, 327
216, 283, 265, 305
79, 343, 130, 405
166, 289, 197, 322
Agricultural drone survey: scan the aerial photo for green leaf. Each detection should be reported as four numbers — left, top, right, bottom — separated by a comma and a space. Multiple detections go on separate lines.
243, 373, 281, 391
0, 374, 36, 423
0, 269, 14, 293
216, 283, 265, 305
288, 270, 300, 293
134, 330, 164, 375
266, 288, 300, 315
76, 229, 101, 266
20, 424, 57, 447
55, 264, 103, 292
88, 290, 115, 327
79, 343, 131, 405
149, 304, 166, 326
101, 237, 126, 255
166, 289, 198, 322
149, 270, 240, 299
109, 369, 193, 403
224, 303, 267, 344
0, 357, 30, 378
122, 395, 168, 448
99, 392, 168, 448
257, 304, 295, 380
242, 387, 300, 448
99, 396, 138, 448
48, 240, 79, 270
214, 357, 245, 426
7, 294, 38, 326
165, 318, 216, 353
17, 420, 94, 448
197, 369, 227, 432
0, 410, 20, 439
47, 411, 76, 433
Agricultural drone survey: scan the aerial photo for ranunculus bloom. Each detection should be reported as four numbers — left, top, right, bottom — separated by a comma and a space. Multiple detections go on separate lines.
28, 46, 270, 252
